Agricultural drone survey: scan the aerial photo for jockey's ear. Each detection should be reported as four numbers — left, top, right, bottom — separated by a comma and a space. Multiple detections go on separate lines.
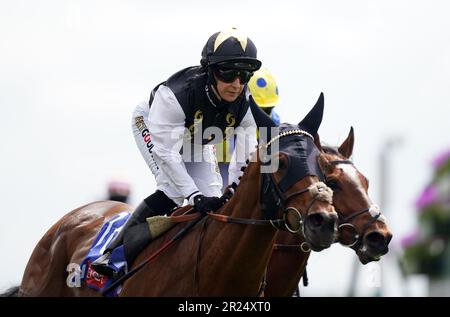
314, 133, 323, 152
298, 92, 324, 137
338, 126, 354, 159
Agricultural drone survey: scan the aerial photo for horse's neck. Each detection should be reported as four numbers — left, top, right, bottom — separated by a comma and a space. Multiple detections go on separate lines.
224, 162, 261, 218
198, 161, 279, 295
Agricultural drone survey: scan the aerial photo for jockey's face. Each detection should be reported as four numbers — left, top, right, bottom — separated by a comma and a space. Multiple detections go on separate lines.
214, 75, 245, 102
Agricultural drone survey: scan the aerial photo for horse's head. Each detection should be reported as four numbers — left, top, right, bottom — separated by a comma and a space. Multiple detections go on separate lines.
260, 93, 338, 251
315, 127, 393, 264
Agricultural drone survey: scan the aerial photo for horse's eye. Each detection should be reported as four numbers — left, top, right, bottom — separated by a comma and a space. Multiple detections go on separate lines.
326, 178, 339, 190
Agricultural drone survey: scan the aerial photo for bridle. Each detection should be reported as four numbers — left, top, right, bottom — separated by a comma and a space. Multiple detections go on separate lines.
207, 129, 331, 237
328, 159, 387, 250
272, 158, 387, 254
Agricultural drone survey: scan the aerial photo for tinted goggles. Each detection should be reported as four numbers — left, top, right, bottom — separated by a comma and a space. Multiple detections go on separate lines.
214, 68, 254, 84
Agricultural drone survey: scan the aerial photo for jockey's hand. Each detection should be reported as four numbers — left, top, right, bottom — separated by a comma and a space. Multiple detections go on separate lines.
220, 183, 236, 204
193, 195, 224, 214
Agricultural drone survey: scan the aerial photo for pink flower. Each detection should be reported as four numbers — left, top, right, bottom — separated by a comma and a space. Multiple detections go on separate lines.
415, 185, 438, 210
401, 230, 419, 248
432, 149, 450, 170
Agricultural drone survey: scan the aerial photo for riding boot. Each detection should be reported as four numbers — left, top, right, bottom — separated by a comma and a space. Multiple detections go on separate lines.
91, 190, 177, 277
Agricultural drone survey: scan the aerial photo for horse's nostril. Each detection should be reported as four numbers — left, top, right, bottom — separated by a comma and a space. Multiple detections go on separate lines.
366, 232, 386, 249
306, 213, 324, 228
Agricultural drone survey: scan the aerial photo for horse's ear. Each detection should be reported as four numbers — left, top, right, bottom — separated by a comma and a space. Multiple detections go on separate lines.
338, 126, 355, 158
314, 133, 323, 152
318, 153, 333, 176
298, 92, 324, 136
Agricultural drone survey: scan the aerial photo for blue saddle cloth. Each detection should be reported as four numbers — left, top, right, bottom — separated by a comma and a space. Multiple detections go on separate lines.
80, 211, 131, 296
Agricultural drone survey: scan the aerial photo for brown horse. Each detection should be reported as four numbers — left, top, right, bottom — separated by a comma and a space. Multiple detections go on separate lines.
19, 97, 338, 296
264, 127, 393, 296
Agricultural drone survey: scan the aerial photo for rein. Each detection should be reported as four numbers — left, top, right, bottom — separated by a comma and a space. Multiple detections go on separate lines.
206, 186, 312, 233
273, 242, 311, 253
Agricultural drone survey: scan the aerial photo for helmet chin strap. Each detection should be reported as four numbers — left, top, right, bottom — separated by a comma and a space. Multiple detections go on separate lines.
209, 85, 221, 101
205, 84, 223, 109
205, 67, 222, 107
205, 83, 246, 110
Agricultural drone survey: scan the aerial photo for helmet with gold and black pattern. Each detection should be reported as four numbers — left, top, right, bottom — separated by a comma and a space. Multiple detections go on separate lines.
201, 27, 262, 72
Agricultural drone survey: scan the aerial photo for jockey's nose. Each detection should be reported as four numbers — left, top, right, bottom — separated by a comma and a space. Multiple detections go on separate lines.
231, 76, 243, 86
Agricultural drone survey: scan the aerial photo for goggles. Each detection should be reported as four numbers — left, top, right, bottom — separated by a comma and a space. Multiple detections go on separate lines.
214, 67, 254, 84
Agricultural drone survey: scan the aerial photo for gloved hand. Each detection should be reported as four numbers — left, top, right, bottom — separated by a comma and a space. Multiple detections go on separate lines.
220, 183, 236, 204
193, 195, 224, 214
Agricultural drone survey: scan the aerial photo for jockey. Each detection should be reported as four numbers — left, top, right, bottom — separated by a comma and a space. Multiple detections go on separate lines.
91, 28, 264, 277
217, 67, 281, 189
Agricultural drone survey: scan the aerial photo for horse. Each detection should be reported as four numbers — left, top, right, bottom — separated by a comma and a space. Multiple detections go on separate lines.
264, 127, 393, 297
18, 94, 338, 296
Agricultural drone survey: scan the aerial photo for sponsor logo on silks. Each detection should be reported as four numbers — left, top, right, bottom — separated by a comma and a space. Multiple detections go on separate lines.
135, 116, 147, 133
188, 110, 204, 140
135, 116, 155, 154
135, 116, 159, 171
194, 110, 203, 121
142, 129, 155, 153
226, 113, 236, 126
224, 113, 236, 141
